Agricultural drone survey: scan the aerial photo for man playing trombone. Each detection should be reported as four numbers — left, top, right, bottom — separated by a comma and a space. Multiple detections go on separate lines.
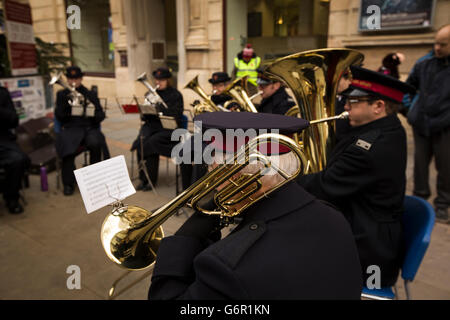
132, 67, 184, 191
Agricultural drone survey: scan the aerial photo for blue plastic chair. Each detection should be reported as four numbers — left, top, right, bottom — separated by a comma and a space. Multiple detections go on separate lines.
362, 195, 435, 300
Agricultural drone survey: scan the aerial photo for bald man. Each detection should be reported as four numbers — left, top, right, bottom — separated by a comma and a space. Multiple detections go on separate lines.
406, 24, 450, 223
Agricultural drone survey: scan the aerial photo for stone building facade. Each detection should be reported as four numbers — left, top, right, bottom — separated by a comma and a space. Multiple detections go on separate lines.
9, 0, 450, 111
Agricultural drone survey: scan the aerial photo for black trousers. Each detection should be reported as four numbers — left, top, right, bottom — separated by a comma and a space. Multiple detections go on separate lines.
0, 146, 29, 201
413, 127, 450, 210
61, 134, 103, 186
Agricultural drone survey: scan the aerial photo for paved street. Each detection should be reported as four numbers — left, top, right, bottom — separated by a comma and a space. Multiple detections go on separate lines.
0, 104, 449, 300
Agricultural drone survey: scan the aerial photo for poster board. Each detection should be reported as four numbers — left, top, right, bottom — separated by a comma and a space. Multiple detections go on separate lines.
3, 0, 38, 76
0, 75, 46, 123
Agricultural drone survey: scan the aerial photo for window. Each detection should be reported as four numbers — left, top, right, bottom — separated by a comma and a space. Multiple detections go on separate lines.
67, 0, 114, 76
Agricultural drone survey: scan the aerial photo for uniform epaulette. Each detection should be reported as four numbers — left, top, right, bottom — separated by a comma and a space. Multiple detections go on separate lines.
353, 129, 381, 151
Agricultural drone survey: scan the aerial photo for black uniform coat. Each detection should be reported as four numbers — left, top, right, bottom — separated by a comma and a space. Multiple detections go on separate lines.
148, 182, 363, 299
131, 86, 183, 158
297, 114, 406, 287
0, 86, 21, 152
258, 87, 295, 115
54, 85, 106, 158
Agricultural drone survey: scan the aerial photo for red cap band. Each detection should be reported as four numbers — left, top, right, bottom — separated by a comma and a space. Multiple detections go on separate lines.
352, 79, 404, 103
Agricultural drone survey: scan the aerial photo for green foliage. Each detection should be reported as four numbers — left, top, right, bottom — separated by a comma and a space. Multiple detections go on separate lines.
35, 37, 71, 77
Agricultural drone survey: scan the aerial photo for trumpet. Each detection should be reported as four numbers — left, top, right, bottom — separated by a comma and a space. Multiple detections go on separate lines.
136, 72, 168, 109
49, 72, 84, 108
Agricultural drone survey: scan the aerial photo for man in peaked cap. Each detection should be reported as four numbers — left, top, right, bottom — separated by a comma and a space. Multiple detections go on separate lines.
208, 71, 239, 111
149, 112, 363, 300
256, 68, 296, 115
298, 65, 416, 288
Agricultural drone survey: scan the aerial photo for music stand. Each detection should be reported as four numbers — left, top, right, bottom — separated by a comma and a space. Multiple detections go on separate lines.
132, 95, 159, 195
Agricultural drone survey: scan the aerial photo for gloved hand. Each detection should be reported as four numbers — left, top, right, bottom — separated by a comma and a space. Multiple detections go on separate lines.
175, 211, 222, 241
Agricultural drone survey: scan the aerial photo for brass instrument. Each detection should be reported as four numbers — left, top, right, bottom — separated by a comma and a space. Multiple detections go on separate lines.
223, 76, 258, 113
249, 90, 263, 101
101, 132, 308, 298
184, 75, 223, 115
136, 72, 169, 109
49, 72, 84, 108
264, 48, 364, 173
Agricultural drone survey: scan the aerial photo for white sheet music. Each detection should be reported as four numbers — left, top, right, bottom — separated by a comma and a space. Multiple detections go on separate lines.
74, 155, 136, 214
85, 103, 95, 117
71, 105, 84, 116
140, 104, 158, 115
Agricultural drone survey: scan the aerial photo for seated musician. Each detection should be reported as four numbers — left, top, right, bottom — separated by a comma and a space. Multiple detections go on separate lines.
179, 72, 240, 191
148, 112, 363, 299
0, 86, 29, 214
256, 69, 296, 115
54, 66, 108, 196
297, 66, 415, 288
208, 71, 239, 111
132, 67, 184, 191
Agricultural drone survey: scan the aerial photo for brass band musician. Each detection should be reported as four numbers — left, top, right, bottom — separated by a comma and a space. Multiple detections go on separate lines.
148, 112, 363, 299
297, 66, 416, 287
131, 67, 184, 191
54, 66, 109, 196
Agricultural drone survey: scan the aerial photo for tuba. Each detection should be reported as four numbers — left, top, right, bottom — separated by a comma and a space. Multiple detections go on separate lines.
264, 48, 364, 173
184, 75, 223, 115
222, 76, 258, 113
136, 72, 169, 109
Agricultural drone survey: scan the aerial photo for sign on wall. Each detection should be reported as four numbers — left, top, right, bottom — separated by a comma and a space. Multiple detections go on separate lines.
359, 0, 436, 32
0, 75, 46, 123
3, 0, 38, 76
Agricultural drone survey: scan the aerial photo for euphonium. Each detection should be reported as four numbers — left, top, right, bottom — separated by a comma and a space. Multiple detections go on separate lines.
264, 48, 364, 173
223, 76, 258, 113
136, 72, 169, 109
184, 75, 222, 115
49, 72, 84, 108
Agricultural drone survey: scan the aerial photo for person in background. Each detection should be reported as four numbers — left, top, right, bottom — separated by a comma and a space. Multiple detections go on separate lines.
405, 24, 450, 223
0, 86, 29, 214
377, 52, 405, 79
232, 44, 261, 96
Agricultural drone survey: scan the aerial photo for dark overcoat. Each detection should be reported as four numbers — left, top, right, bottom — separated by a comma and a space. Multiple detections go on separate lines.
54, 85, 106, 158
258, 87, 295, 115
132, 86, 183, 157
297, 114, 406, 287
0, 86, 21, 152
148, 182, 363, 299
